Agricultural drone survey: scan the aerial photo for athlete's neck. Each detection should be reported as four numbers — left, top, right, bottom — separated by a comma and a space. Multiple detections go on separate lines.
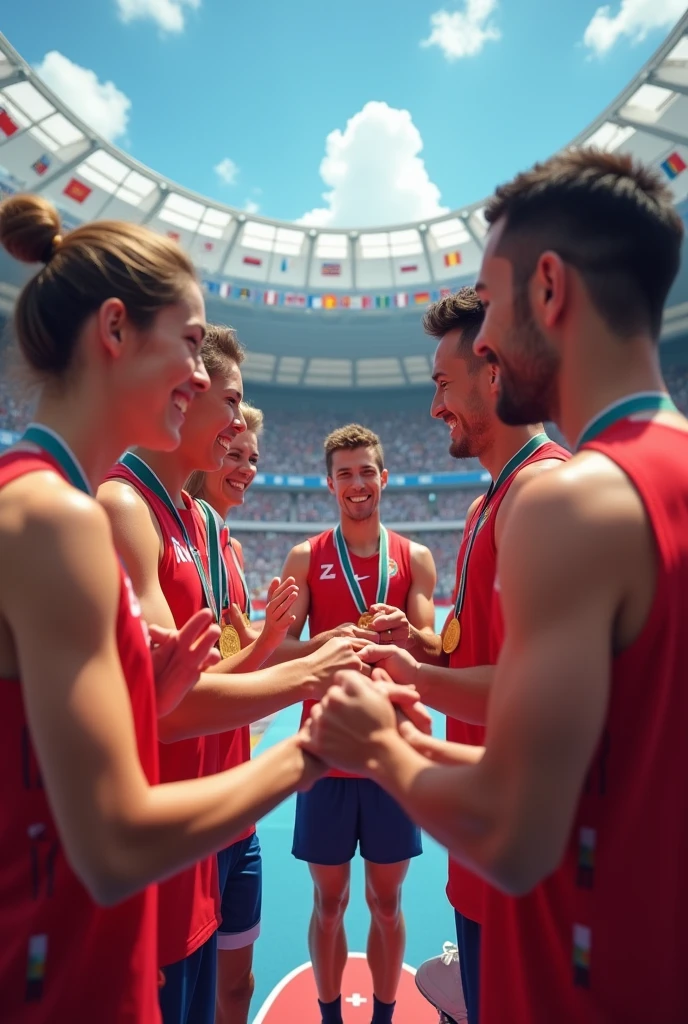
557, 335, 666, 448
339, 511, 382, 557
133, 448, 197, 508
479, 423, 546, 483
33, 394, 135, 493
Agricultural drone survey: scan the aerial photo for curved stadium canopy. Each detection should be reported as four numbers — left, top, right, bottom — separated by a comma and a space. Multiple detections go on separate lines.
0, 16, 688, 388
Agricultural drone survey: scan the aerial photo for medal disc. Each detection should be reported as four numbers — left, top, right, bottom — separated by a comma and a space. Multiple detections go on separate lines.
219, 624, 242, 659
358, 611, 375, 629
442, 617, 461, 655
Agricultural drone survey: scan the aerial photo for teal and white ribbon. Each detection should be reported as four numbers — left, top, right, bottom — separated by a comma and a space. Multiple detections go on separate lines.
21, 423, 92, 495
332, 523, 390, 616
576, 392, 677, 450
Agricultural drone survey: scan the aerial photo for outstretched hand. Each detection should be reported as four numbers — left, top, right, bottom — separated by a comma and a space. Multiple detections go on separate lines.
149, 608, 220, 717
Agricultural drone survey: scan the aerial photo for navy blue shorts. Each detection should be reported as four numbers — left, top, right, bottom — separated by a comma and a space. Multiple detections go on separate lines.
292, 777, 422, 865
216, 832, 262, 950
455, 910, 481, 1024
159, 931, 217, 1024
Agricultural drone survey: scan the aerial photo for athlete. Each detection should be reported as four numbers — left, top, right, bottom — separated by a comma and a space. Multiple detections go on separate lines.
98, 338, 365, 1024
0, 194, 325, 1023
305, 149, 688, 1023
282, 424, 437, 1024
186, 402, 266, 1024
364, 287, 569, 1024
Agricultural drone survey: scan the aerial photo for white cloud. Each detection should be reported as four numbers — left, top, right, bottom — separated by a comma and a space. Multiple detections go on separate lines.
299, 101, 448, 228
115, 0, 201, 33
421, 0, 501, 61
35, 51, 131, 142
214, 157, 239, 186
244, 199, 260, 214
583, 0, 685, 56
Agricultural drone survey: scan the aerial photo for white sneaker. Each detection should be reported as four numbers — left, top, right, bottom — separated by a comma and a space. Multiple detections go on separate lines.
415, 942, 468, 1023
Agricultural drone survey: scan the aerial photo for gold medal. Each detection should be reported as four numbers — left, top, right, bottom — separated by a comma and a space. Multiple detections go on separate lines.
442, 616, 461, 655
244, 613, 251, 626
219, 624, 242, 659
358, 611, 375, 629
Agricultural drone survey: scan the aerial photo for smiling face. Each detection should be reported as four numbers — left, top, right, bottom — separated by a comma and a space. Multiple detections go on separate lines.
201, 429, 260, 516
473, 218, 561, 427
431, 328, 494, 460
175, 357, 246, 472
327, 445, 388, 523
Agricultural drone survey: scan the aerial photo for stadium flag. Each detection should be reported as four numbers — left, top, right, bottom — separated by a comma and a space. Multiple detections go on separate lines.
219, 282, 231, 298
322, 294, 337, 309
243, 255, 262, 266
264, 290, 279, 305
167, 230, 181, 242
339, 296, 351, 308
63, 178, 92, 204
361, 296, 374, 309
376, 296, 391, 309
661, 152, 687, 180
440, 287, 453, 298
308, 295, 323, 310
400, 265, 418, 274
0, 107, 19, 137
32, 154, 51, 176
443, 250, 462, 267
280, 257, 289, 272
203, 241, 214, 252
348, 296, 364, 310
414, 291, 431, 305
203, 280, 220, 295
284, 293, 306, 307
321, 262, 341, 276
236, 287, 251, 300
395, 293, 408, 308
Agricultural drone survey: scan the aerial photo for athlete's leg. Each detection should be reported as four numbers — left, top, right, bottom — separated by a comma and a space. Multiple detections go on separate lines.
308, 862, 352, 1003
454, 911, 481, 1024
215, 833, 262, 1024
364, 859, 409, 1004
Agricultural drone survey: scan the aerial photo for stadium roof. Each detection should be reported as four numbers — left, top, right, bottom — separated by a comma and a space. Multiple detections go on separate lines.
1, 16, 688, 388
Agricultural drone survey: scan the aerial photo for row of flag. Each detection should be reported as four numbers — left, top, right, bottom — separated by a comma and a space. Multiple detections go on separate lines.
201, 279, 457, 309
235, 252, 462, 273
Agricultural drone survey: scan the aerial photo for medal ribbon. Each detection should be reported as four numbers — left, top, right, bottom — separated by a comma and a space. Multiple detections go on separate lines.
225, 534, 253, 619
119, 452, 222, 623
333, 524, 390, 616
21, 424, 92, 495
194, 499, 231, 618
196, 498, 252, 619
576, 392, 677, 450
452, 432, 549, 620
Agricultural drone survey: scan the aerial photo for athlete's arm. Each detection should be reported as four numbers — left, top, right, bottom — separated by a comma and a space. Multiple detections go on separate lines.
0, 481, 322, 907
98, 479, 175, 630
308, 463, 643, 894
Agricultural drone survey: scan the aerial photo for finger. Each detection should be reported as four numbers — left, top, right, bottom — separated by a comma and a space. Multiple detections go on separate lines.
370, 667, 394, 684
368, 603, 394, 614
268, 589, 300, 616
177, 608, 217, 649
348, 627, 379, 641
266, 577, 281, 601
201, 648, 222, 670
147, 624, 174, 646
396, 701, 433, 735
397, 723, 469, 761
359, 644, 392, 663
186, 624, 221, 666
369, 613, 403, 632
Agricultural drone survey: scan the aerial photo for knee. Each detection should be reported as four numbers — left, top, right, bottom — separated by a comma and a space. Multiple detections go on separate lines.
314, 884, 350, 925
218, 964, 255, 1004
366, 885, 402, 924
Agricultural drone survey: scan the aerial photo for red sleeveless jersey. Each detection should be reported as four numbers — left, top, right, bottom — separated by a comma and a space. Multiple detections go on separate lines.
216, 529, 254, 843
302, 527, 412, 779
446, 440, 569, 925
480, 420, 688, 1023
0, 451, 160, 1023
107, 465, 220, 966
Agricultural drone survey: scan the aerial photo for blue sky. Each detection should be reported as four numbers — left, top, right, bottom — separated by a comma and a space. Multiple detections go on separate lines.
2, 0, 684, 225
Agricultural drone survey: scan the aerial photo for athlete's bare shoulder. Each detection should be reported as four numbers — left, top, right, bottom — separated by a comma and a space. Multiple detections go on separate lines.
408, 539, 436, 573
465, 493, 484, 523
283, 539, 312, 578
496, 457, 569, 543
97, 477, 163, 548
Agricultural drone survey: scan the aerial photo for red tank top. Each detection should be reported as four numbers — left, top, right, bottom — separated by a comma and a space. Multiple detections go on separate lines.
107, 465, 220, 966
447, 440, 569, 924
216, 529, 254, 843
302, 527, 412, 779
0, 451, 160, 1023
480, 420, 688, 1023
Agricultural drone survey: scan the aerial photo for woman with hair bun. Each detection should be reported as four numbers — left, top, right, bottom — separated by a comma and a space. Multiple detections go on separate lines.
0, 195, 324, 1023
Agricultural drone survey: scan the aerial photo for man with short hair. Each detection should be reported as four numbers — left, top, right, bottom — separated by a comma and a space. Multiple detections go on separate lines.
364, 286, 568, 1024
305, 149, 688, 1023
282, 424, 437, 1024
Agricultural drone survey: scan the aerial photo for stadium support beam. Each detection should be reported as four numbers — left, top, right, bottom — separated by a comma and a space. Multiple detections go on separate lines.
218, 219, 241, 274
419, 229, 436, 284
460, 213, 485, 252
611, 114, 688, 149
350, 234, 357, 292
141, 185, 170, 224
647, 72, 688, 98
31, 140, 99, 194
304, 232, 316, 290
0, 68, 27, 90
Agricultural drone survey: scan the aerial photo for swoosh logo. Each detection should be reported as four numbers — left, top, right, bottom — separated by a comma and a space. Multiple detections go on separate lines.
354, 575, 370, 582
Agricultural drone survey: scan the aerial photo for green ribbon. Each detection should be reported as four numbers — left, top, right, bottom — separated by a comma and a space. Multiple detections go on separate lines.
333, 523, 390, 616
21, 423, 92, 495
453, 432, 549, 620
576, 393, 677, 450
119, 452, 223, 623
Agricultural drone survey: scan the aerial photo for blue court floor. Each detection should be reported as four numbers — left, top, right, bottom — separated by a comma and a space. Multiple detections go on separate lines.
249, 610, 455, 1019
